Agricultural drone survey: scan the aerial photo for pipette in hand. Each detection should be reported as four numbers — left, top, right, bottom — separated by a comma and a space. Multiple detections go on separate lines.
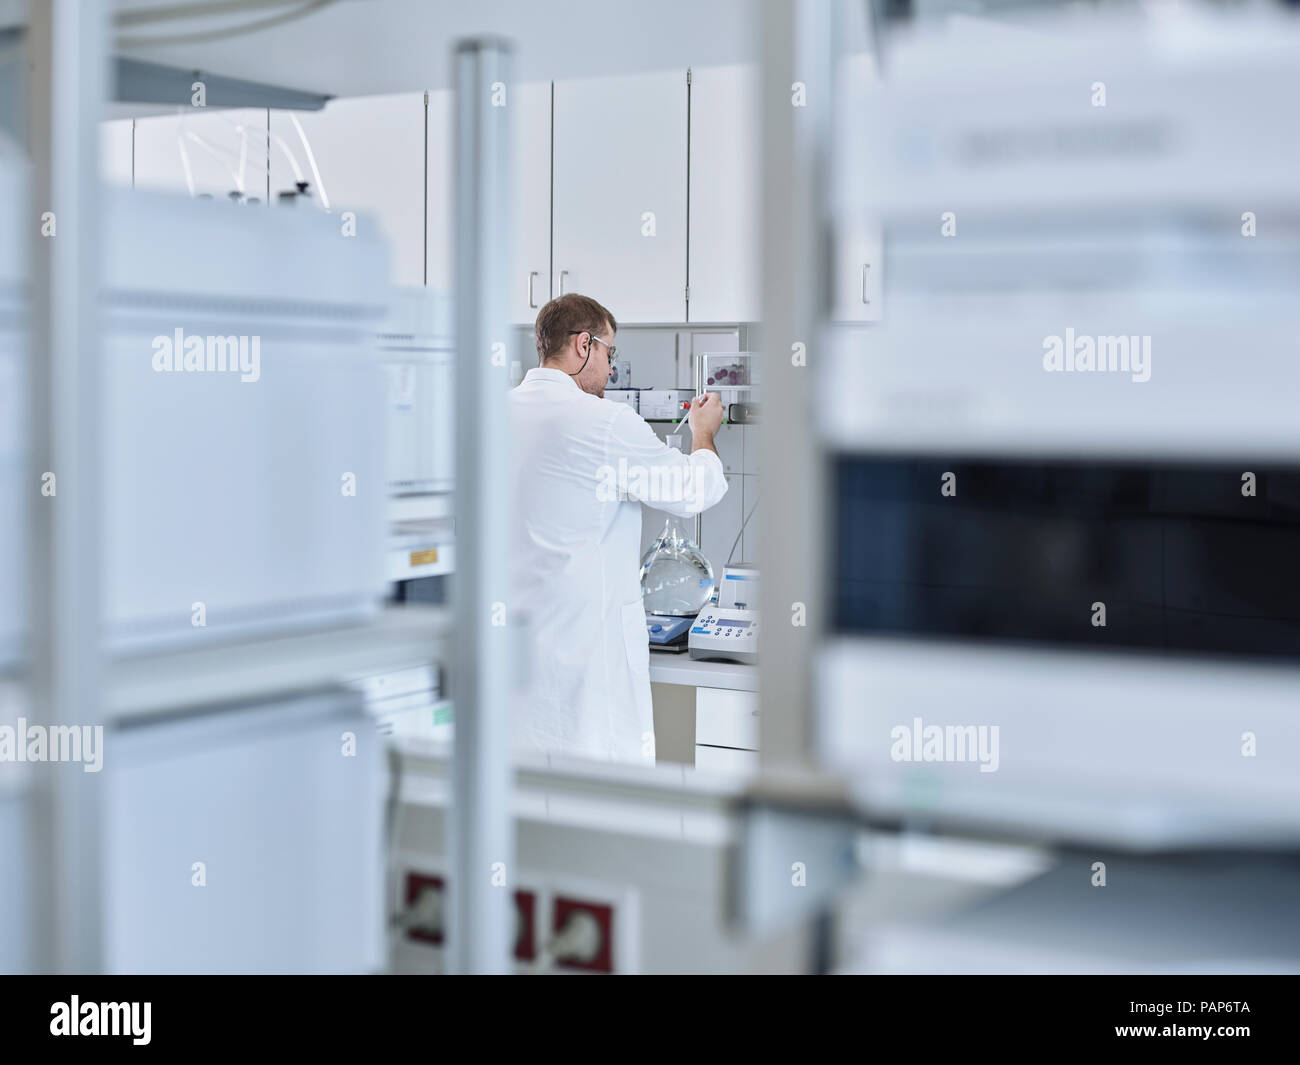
682, 393, 726, 430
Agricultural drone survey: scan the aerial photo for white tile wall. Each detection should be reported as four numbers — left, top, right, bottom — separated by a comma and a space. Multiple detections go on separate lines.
739, 473, 760, 568
712, 423, 742, 475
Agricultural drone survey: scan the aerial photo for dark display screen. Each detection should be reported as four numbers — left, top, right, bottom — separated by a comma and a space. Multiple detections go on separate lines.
831, 456, 1300, 659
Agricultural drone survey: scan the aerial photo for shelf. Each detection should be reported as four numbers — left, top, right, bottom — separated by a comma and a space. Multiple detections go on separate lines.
106, 604, 451, 724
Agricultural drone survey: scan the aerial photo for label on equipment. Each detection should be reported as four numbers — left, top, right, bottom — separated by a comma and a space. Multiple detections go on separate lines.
410, 548, 439, 566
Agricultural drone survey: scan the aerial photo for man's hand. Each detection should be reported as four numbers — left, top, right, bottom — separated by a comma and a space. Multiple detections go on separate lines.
688, 392, 724, 437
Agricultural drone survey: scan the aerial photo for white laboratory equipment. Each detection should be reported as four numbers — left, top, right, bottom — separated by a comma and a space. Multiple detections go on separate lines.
606, 389, 639, 413
608, 358, 632, 388
349, 663, 452, 744
101, 189, 390, 653
638, 389, 693, 422
689, 564, 760, 665
103, 689, 385, 973
696, 351, 758, 425
819, 10, 1300, 848
717, 563, 758, 609
379, 288, 456, 583
688, 608, 759, 666
646, 613, 694, 647
380, 288, 454, 495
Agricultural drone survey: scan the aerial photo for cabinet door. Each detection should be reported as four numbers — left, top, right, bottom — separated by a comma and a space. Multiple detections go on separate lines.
553, 71, 687, 323
694, 744, 759, 775
688, 65, 759, 324
507, 82, 553, 325
134, 108, 270, 201
270, 93, 426, 288
830, 54, 883, 322
830, 216, 883, 322
696, 687, 760, 750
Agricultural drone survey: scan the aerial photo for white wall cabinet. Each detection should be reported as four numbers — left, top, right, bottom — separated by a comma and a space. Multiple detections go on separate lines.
116, 65, 781, 324
830, 216, 883, 322
695, 686, 759, 776
688, 65, 759, 323
133, 108, 270, 201
271, 93, 426, 288
428, 81, 550, 318
830, 53, 884, 323
553, 71, 688, 323
508, 82, 554, 325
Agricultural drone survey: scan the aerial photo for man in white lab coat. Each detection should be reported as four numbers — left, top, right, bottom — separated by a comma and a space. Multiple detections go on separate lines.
509, 293, 728, 765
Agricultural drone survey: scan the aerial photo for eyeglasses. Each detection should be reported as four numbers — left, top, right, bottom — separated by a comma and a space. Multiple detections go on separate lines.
567, 331, 617, 361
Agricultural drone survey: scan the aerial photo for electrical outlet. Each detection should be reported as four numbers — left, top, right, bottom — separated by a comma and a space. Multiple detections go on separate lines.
404, 872, 445, 945
551, 896, 615, 973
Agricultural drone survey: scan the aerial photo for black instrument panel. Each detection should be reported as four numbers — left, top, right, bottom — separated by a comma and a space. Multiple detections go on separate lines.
831, 455, 1300, 659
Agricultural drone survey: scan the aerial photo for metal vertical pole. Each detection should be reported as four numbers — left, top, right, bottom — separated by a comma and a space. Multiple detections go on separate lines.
450, 37, 515, 975
26, 0, 108, 973
695, 353, 704, 546
756, 0, 831, 769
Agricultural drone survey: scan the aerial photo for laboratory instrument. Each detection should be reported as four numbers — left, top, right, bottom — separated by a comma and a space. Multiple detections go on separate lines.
608, 359, 632, 388
606, 389, 639, 412
381, 290, 456, 583
102, 189, 390, 653
818, 10, 1300, 847
690, 563, 760, 664
639, 389, 693, 421
689, 604, 760, 666
696, 352, 758, 425
645, 613, 694, 648
381, 288, 454, 495
718, 564, 758, 610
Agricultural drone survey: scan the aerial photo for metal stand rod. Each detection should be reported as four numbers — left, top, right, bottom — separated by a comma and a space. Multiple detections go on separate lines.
696, 352, 704, 546
450, 37, 515, 975
25, 0, 109, 973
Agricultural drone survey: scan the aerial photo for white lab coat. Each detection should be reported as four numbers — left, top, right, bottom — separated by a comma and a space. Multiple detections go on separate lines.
508, 367, 728, 764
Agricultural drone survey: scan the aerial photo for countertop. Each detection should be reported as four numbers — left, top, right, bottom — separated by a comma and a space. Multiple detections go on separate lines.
648, 651, 758, 692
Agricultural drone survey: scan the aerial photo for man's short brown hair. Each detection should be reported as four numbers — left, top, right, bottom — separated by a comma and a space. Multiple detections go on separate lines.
534, 293, 617, 364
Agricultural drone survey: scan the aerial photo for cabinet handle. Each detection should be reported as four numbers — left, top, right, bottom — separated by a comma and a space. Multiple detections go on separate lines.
861, 263, 871, 304
527, 270, 539, 308
558, 269, 569, 295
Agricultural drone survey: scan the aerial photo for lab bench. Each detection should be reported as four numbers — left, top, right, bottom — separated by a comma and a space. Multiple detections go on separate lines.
648, 652, 759, 774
